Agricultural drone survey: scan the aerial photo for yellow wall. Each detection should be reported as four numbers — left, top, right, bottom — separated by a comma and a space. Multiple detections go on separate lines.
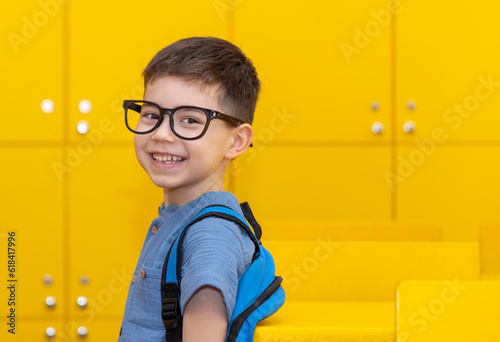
1, 0, 500, 340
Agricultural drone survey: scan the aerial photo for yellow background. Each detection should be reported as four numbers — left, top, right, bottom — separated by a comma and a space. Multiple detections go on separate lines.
1, 0, 500, 340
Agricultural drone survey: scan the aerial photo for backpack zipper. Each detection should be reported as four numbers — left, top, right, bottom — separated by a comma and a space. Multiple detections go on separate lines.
226, 276, 283, 341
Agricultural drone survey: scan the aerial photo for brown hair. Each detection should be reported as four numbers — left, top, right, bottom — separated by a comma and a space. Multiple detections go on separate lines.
143, 37, 260, 125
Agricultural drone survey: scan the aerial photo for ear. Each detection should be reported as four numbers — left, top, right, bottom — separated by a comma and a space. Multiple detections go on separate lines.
225, 124, 253, 160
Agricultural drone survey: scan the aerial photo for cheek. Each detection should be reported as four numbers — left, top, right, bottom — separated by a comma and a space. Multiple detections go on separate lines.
187, 142, 222, 167
134, 135, 148, 159
134, 134, 144, 149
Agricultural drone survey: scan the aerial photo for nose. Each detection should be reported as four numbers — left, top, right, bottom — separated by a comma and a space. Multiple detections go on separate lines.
151, 114, 176, 142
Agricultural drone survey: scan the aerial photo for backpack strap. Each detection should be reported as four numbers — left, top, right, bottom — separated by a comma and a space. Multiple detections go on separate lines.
240, 202, 262, 241
161, 204, 261, 340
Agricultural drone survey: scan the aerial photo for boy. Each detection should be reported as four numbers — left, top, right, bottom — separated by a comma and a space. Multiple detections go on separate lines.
118, 37, 259, 341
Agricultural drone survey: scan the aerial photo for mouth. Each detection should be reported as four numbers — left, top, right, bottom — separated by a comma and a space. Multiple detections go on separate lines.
151, 153, 186, 164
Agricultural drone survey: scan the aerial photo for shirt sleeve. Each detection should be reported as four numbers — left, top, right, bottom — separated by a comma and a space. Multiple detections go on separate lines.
179, 216, 255, 320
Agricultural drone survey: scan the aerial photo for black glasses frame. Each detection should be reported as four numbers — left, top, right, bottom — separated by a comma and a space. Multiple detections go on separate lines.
123, 100, 245, 140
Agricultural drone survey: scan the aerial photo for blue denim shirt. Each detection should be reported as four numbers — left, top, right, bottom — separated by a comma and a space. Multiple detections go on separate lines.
118, 191, 255, 341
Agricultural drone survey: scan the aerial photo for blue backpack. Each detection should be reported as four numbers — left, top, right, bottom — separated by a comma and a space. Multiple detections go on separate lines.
160, 202, 285, 341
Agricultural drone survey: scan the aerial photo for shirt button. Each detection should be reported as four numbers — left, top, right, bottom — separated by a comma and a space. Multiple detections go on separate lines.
152, 225, 158, 234
140, 269, 146, 278
131, 275, 136, 283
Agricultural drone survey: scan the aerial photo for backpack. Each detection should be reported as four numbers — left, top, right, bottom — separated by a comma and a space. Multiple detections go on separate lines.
160, 202, 285, 341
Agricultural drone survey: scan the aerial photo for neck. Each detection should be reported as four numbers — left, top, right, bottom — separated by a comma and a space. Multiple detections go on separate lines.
163, 173, 226, 207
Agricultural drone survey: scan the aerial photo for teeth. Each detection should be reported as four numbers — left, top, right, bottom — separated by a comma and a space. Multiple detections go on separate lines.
152, 154, 184, 164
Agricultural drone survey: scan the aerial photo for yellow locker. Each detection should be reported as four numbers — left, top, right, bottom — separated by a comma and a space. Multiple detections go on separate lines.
231, 145, 392, 221
67, 0, 229, 143
233, 0, 392, 142
68, 320, 122, 341
1, 0, 64, 142
67, 146, 160, 318
396, 145, 500, 240
0, 147, 64, 318
1, 320, 65, 341
397, 0, 500, 142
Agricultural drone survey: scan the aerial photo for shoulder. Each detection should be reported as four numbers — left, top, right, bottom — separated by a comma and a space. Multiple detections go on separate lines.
180, 191, 256, 264
184, 215, 254, 255
186, 191, 253, 243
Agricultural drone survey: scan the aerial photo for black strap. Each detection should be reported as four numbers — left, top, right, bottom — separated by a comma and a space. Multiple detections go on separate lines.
162, 240, 182, 339
161, 283, 182, 337
240, 202, 262, 241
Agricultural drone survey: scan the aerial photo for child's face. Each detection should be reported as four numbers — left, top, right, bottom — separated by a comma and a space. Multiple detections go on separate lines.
134, 76, 236, 202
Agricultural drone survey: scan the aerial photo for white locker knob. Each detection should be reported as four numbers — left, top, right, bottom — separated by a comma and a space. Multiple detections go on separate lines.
371, 122, 384, 134
41, 99, 55, 114
45, 296, 56, 308
403, 121, 416, 133
77, 326, 88, 337
77, 121, 89, 134
78, 99, 92, 114
46, 326, 56, 337
77, 296, 88, 307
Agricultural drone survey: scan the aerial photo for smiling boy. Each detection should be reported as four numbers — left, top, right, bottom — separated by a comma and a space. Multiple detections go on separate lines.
118, 37, 260, 341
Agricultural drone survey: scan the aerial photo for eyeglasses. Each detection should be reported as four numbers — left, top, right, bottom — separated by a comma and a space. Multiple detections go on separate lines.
123, 100, 245, 140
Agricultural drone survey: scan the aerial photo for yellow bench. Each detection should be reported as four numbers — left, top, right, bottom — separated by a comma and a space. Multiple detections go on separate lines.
255, 301, 395, 341
253, 241, 480, 341
397, 281, 500, 341
262, 220, 442, 241
266, 241, 479, 301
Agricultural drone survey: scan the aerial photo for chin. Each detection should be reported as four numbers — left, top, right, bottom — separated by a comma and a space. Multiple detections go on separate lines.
150, 177, 175, 189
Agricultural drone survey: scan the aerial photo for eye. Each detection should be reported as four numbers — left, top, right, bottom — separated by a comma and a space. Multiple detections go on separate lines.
181, 117, 201, 124
142, 112, 159, 120
175, 108, 206, 124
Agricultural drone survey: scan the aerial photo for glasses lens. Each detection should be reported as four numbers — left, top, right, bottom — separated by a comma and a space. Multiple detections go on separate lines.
172, 107, 208, 139
126, 101, 161, 133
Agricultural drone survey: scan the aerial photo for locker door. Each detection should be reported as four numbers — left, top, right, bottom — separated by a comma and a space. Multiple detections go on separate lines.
0, 147, 64, 318
396, 145, 500, 240
397, 0, 500, 142
0, 0, 64, 142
